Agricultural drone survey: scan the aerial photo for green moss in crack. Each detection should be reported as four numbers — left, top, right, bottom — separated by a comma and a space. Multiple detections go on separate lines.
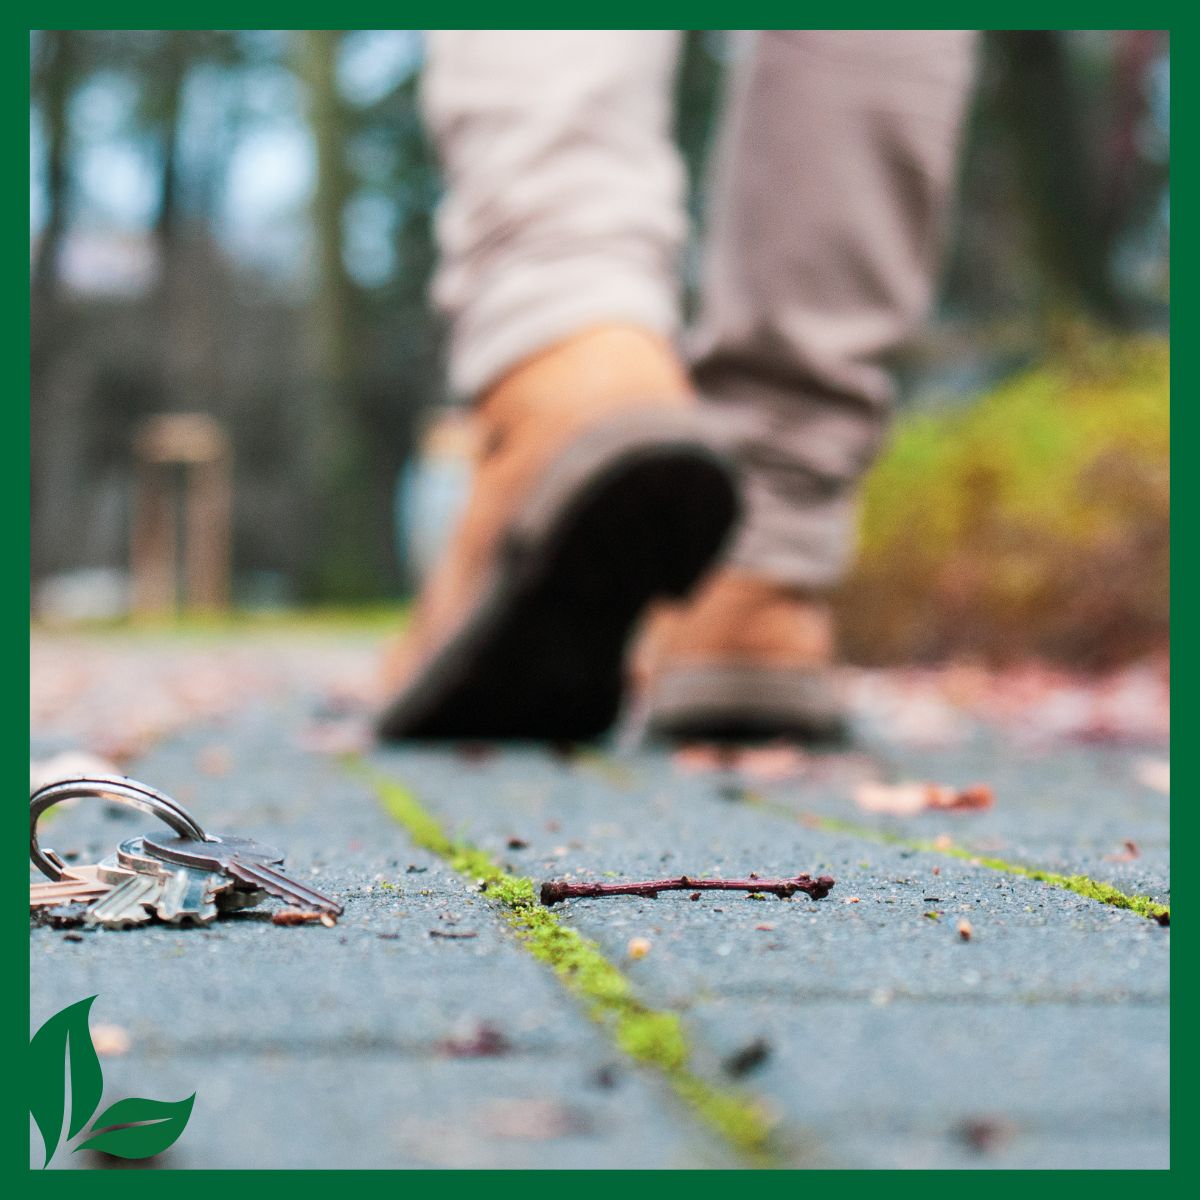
803, 813, 1169, 923
359, 767, 776, 1160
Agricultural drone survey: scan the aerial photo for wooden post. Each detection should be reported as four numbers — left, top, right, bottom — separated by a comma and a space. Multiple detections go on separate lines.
130, 414, 232, 616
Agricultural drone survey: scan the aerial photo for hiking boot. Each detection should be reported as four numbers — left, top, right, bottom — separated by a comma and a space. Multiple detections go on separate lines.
378, 325, 741, 740
639, 568, 847, 742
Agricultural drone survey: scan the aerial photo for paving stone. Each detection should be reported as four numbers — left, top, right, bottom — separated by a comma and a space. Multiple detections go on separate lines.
31, 638, 1170, 1169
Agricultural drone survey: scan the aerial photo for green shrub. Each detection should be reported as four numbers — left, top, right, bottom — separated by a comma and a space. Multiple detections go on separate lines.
839, 336, 1169, 666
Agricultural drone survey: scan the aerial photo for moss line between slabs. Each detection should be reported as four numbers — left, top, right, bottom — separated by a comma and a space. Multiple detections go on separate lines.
777, 806, 1170, 924
352, 762, 778, 1165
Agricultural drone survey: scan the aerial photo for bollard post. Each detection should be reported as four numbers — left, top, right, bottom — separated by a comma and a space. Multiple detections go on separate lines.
130, 414, 232, 616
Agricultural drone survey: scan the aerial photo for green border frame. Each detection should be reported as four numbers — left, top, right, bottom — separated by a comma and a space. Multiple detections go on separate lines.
18, 14, 1179, 1188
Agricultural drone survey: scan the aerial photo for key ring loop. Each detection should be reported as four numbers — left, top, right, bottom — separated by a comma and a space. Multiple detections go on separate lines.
30, 774, 208, 881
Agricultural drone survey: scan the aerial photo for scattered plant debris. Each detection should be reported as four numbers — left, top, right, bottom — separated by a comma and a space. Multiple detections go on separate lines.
627, 937, 652, 960
429, 928, 479, 940
506, 837, 529, 850
723, 1037, 771, 1078
958, 1116, 1015, 1153
957, 919, 974, 941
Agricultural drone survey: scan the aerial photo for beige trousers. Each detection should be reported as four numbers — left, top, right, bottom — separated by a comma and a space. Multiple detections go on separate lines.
422, 30, 977, 588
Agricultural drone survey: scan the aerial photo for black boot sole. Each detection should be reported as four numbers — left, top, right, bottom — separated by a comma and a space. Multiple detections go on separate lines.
378, 430, 740, 741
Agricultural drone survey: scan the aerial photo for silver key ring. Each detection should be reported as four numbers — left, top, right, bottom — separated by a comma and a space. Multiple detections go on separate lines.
30, 774, 208, 881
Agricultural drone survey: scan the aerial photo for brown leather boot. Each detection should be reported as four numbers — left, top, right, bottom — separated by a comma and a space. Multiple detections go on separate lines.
379, 325, 741, 740
639, 568, 847, 742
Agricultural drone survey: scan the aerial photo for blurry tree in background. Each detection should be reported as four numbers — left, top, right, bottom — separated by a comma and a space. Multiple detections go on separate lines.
29, 31, 1169, 660
31, 29, 441, 605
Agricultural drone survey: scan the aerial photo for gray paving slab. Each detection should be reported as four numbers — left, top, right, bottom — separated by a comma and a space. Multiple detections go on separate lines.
31, 646, 1170, 1170
30, 705, 731, 1169
368, 741, 1169, 1168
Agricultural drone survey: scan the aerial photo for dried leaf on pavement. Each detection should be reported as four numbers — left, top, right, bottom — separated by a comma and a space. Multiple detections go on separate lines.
854, 780, 994, 815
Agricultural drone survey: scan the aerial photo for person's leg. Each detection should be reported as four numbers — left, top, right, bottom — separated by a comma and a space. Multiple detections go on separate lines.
381, 31, 740, 740
647, 30, 977, 739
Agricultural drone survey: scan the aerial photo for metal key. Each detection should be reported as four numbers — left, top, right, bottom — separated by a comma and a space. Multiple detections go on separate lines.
86, 872, 165, 928
143, 834, 343, 916
30, 864, 121, 909
110, 837, 233, 926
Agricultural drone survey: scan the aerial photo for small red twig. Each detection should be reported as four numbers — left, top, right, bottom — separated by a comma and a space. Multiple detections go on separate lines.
540, 873, 835, 906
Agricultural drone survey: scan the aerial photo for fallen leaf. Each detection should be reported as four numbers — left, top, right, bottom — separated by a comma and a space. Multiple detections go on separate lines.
272, 909, 336, 927
1134, 757, 1170, 794
958, 1116, 1015, 1153
754, 923, 775, 932
852, 781, 928, 815
854, 780, 994, 815
1104, 840, 1140, 862
92, 1024, 131, 1057
935, 783, 994, 811
437, 1022, 510, 1058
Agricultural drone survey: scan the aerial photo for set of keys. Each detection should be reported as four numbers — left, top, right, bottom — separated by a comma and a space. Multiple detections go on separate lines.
30, 775, 343, 928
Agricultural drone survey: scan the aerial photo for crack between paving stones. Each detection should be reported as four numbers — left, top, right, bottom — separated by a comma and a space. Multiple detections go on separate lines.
564, 756, 1169, 923
792, 811, 1170, 924
349, 759, 787, 1167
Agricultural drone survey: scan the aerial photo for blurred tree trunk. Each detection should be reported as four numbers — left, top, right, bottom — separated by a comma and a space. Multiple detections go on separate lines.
152, 30, 201, 414
992, 31, 1125, 324
1104, 31, 1161, 243
31, 30, 74, 307
30, 30, 80, 583
298, 30, 383, 598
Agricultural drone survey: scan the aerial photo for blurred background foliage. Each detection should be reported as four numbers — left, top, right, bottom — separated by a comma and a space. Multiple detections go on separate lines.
843, 335, 1168, 666
29, 30, 1169, 664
